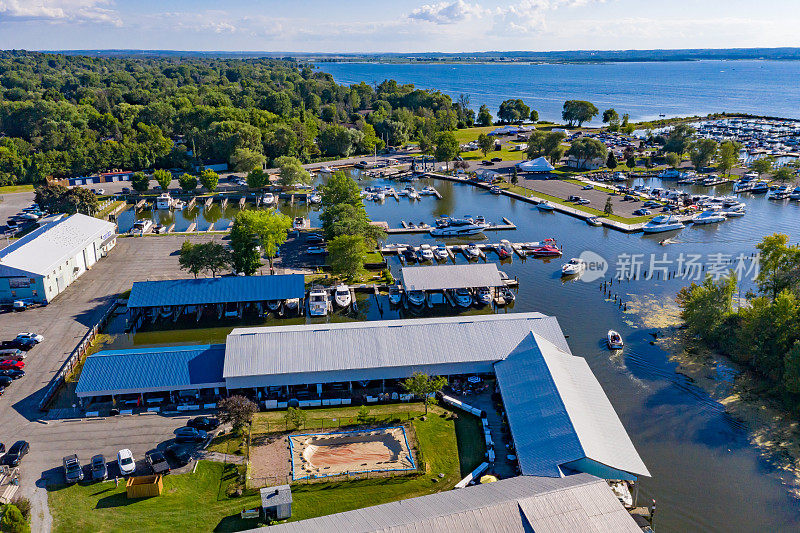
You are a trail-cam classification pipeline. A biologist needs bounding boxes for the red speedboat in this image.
[530,244,562,258]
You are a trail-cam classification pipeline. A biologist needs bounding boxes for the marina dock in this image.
[389,217,516,234]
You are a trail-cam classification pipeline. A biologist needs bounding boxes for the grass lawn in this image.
[0,184,34,194]
[48,461,260,533]
[452,126,496,144]
[498,183,652,224]
[207,430,249,456]
[460,146,526,162]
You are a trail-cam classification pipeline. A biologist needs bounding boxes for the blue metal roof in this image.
[76,344,226,397]
[127,275,306,308]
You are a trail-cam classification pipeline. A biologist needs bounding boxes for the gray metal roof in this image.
[253,473,639,533]
[495,333,651,479]
[75,344,226,397]
[261,485,292,508]
[223,313,570,383]
[400,263,504,291]
[127,274,305,308]
[0,214,115,277]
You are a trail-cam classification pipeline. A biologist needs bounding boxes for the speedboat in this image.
[153,224,166,234]
[293,216,306,230]
[388,286,403,305]
[433,244,449,261]
[418,244,435,262]
[692,210,726,224]
[537,202,555,211]
[421,186,437,195]
[309,193,322,204]
[308,288,330,316]
[750,181,769,193]
[642,215,684,233]
[607,330,624,350]
[723,207,746,217]
[405,187,420,200]
[430,221,485,237]
[285,298,300,312]
[320,166,333,173]
[497,240,513,259]
[333,284,351,308]
[453,288,473,308]
[500,286,515,303]
[401,247,417,263]
[374,191,385,202]
[474,287,492,306]
[561,258,586,276]
[586,217,603,226]
[463,244,481,260]
[769,184,791,199]
[530,245,562,258]
[130,219,153,235]
[406,290,425,307]
[490,185,501,194]
[262,193,275,205]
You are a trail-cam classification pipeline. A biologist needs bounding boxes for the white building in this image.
[0,214,117,304]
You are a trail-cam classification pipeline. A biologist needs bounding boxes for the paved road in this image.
[0,234,223,531]
[0,191,36,234]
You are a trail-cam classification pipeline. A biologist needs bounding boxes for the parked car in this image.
[63,454,84,484]
[4,440,28,466]
[306,234,325,245]
[164,444,192,467]
[0,360,24,370]
[1,339,36,351]
[174,427,207,443]
[306,246,327,255]
[0,376,13,388]
[121,187,131,194]
[481,160,493,166]
[491,157,502,163]
[187,416,220,431]
[0,349,24,361]
[117,449,136,475]
[576,199,591,205]
[567,195,581,202]
[623,194,635,200]
[582,184,594,190]
[15,332,43,343]
[91,454,107,481]
[0,369,24,380]
[146,450,171,475]
[633,208,651,216]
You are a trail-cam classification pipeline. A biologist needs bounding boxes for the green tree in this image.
[626,156,636,170]
[566,137,607,169]
[783,341,800,394]
[525,130,566,164]
[689,139,718,170]
[401,372,447,414]
[665,152,681,169]
[178,240,203,278]
[602,108,620,126]
[0,504,28,533]
[773,166,794,183]
[153,169,172,190]
[477,133,493,157]
[284,407,307,430]
[717,140,742,176]
[675,273,737,342]
[755,233,800,301]
[434,131,459,170]
[62,187,99,215]
[198,168,219,191]
[217,395,258,433]
[511,166,518,185]
[561,100,599,127]
[178,173,198,192]
[476,105,492,127]
[328,234,367,280]
[498,99,530,124]
[230,209,292,274]
[604,197,614,215]
[246,168,269,189]
[230,147,265,173]
[196,241,230,277]
[529,109,539,123]
[606,152,618,170]
[664,124,695,154]
[275,156,311,187]
[751,156,775,177]
[131,171,150,192]
[321,170,361,207]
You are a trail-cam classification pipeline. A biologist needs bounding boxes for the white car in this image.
[16,332,43,344]
[117,449,136,476]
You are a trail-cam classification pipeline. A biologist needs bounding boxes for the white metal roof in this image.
[400,263,504,291]
[253,473,639,533]
[495,332,651,479]
[0,214,116,277]
[224,313,569,381]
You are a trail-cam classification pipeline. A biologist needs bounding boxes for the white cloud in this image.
[0,0,121,26]
[492,0,607,34]
[408,0,486,25]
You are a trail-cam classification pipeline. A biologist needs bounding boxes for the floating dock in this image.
[388,217,516,235]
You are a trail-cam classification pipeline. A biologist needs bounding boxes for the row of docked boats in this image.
[391,285,516,309]
[307,284,354,316]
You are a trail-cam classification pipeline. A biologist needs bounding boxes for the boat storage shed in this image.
[400,263,504,292]
[257,473,640,533]
[0,213,116,304]
[127,274,306,309]
[75,344,226,400]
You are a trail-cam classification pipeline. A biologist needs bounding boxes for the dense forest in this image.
[0,51,473,186]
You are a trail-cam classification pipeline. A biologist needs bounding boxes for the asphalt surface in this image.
[0,230,225,531]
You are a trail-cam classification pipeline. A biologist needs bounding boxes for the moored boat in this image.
[561,258,586,276]
[333,284,351,308]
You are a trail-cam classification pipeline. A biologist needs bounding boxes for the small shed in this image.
[261,484,292,520]
[126,475,163,499]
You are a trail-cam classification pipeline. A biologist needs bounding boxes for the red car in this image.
[0,360,24,370]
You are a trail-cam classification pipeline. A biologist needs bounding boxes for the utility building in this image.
[0,213,116,304]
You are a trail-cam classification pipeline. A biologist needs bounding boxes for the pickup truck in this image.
[146,450,171,475]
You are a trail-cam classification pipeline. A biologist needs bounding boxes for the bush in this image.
[0,505,29,533]
[9,498,30,521]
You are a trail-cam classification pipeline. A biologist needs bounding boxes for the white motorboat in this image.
[155,193,174,209]
[309,193,322,204]
[723,207,746,217]
[692,210,727,225]
[790,187,800,200]
[463,244,481,260]
[607,330,624,349]
[537,202,555,211]
[333,284,351,308]
[308,288,330,316]
[388,286,403,305]
[374,191,385,202]
[520,238,557,249]
[433,244,449,261]
[453,288,473,307]
[430,222,485,237]
[421,186,437,195]
[474,287,492,306]
[406,290,425,307]
[499,286,515,304]
[586,217,603,226]
[561,258,586,277]
[320,166,334,173]
[285,298,300,312]
[266,300,281,312]
[642,215,684,234]
[293,216,306,230]
[418,244,435,262]
[130,219,153,235]
[261,193,275,205]
[498,239,514,257]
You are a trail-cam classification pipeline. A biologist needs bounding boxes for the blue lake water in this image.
[318,60,800,123]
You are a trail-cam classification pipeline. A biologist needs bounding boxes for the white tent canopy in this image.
[517,157,555,173]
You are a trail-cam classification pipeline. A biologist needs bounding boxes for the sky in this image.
[0,0,799,53]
